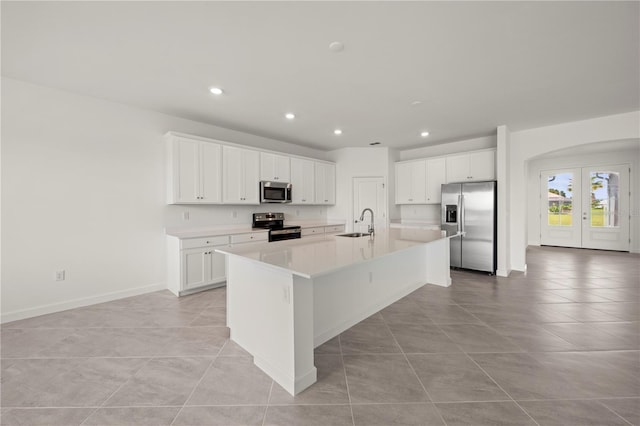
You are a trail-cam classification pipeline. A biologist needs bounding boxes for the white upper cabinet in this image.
[314,162,336,205]
[446,149,495,182]
[425,157,446,204]
[395,160,426,204]
[260,152,291,182]
[167,136,222,204]
[222,146,260,204]
[290,158,315,204]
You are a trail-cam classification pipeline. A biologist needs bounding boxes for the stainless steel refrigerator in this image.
[441,181,497,274]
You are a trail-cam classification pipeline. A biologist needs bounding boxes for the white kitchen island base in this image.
[219,229,453,395]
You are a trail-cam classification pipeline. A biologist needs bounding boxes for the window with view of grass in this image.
[547,172,573,226]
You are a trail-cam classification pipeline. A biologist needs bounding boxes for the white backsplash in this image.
[164,204,326,229]
[399,204,441,223]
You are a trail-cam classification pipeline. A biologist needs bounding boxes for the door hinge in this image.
[382,183,385,189]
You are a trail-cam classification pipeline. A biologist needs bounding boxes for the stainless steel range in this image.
[252,213,301,242]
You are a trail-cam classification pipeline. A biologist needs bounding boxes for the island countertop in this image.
[216,228,459,279]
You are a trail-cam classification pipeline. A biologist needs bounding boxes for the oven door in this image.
[260,181,292,203]
[269,228,301,242]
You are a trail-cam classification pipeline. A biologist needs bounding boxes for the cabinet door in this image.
[200,142,222,203]
[182,249,209,290]
[291,158,315,204]
[260,152,291,182]
[446,154,470,183]
[395,160,426,204]
[241,149,260,204]
[175,138,200,203]
[314,162,335,205]
[208,251,226,284]
[395,162,412,203]
[425,157,446,203]
[468,150,495,181]
[223,145,244,203]
[223,146,259,204]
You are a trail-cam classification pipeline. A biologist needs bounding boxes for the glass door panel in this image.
[540,169,581,248]
[582,166,629,251]
[546,172,574,227]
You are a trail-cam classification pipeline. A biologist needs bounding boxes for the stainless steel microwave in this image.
[260,181,292,203]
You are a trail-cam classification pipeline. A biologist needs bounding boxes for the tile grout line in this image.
[337,334,356,426]
[597,400,635,426]
[434,303,541,426]
[381,318,449,426]
[261,380,274,426]
[463,352,541,426]
[168,339,224,426]
[79,356,154,426]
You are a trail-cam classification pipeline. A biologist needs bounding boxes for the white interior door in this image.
[353,177,386,233]
[581,165,630,251]
[540,164,630,251]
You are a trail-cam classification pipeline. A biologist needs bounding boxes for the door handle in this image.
[457,195,462,233]
[460,194,465,233]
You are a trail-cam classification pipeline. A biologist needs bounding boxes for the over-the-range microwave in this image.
[260,181,292,203]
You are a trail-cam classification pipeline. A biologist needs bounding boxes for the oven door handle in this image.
[270,229,301,235]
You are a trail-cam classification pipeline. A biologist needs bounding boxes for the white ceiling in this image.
[2,1,638,151]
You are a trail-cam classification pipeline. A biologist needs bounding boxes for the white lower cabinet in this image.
[182,247,226,292]
[301,224,345,238]
[167,231,268,296]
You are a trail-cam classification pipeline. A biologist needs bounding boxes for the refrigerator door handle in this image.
[457,194,462,233]
[460,194,465,233]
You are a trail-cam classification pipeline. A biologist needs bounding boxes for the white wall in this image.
[326,147,392,232]
[1,78,329,322]
[526,143,640,250]
[400,135,496,161]
[508,111,640,271]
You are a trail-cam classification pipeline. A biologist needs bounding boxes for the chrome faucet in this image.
[358,208,375,236]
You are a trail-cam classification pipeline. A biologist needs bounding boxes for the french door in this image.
[540,164,630,251]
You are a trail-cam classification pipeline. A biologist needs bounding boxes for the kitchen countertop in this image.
[216,228,458,279]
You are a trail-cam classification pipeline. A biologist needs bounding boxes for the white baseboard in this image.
[1,282,167,324]
[510,264,527,273]
[496,269,511,277]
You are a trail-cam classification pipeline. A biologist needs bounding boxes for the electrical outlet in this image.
[55,270,66,281]
[295,210,300,216]
[232,211,237,218]
[182,211,190,221]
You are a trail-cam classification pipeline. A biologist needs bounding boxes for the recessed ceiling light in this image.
[329,41,345,52]
[411,101,423,106]
[334,129,343,135]
[285,113,295,120]
[209,87,223,95]
[420,131,430,137]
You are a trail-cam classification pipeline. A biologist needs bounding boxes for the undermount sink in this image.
[336,232,371,238]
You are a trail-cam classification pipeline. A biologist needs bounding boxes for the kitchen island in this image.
[216,228,457,395]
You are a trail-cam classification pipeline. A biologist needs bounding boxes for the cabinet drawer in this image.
[181,235,229,249]
[324,225,345,234]
[230,232,268,244]
[302,227,324,236]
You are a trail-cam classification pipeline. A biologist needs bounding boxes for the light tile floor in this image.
[1,246,639,425]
